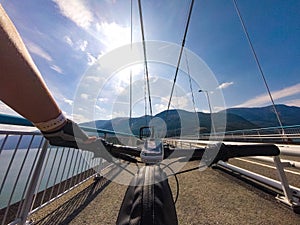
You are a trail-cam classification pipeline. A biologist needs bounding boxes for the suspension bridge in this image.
[0,113,300,225]
[1,0,300,224]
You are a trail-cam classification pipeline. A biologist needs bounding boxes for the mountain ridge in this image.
[224,104,300,127]
[1,104,299,149]
[82,104,300,136]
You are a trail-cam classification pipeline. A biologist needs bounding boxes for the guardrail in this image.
[167,138,300,213]
[199,125,300,144]
[0,114,133,225]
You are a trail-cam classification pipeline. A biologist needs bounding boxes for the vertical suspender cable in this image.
[167,0,194,112]
[144,71,148,124]
[233,0,284,133]
[138,0,153,117]
[185,49,197,114]
[129,0,133,125]
[130,69,132,121]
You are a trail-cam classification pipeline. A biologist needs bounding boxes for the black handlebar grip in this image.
[212,143,280,165]
[109,144,141,157]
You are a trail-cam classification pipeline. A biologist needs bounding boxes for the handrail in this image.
[200,124,300,136]
[0,114,129,225]
[0,114,34,127]
[198,124,300,144]
[0,113,135,137]
[0,129,108,225]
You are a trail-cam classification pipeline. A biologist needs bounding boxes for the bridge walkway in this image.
[29,161,300,225]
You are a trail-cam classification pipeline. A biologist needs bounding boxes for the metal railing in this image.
[0,114,133,225]
[167,138,300,212]
[199,125,300,144]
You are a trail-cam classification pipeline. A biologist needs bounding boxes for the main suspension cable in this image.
[233,0,284,132]
[138,0,153,117]
[167,0,195,112]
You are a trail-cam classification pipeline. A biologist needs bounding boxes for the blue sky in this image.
[1,0,299,123]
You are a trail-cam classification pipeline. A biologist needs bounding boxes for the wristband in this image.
[34,112,67,132]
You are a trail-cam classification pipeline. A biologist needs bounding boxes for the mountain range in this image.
[82,104,300,137]
[225,104,300,128]
[2,104,299,150]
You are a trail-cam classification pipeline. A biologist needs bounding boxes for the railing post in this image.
[273,156,294,205]
[257,130,262,142]
[18,140,49,225]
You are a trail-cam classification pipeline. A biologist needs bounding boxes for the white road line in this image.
[235,158,300,176]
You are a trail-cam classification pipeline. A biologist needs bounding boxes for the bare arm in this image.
[0,4,61,123]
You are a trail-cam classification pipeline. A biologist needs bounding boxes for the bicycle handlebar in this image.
[97,140,280,166]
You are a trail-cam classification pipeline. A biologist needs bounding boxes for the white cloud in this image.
[64,35,89,53]
[0,102,37,131]
[154,103,167,113]
[150,75,159,83]
[61,110,72,118]
[63,98,73,106]
[81,93,89,100]
[26,42,65,76]
[87,52,97,65]
[0,101,19,116]
[217,81,234,89]
[171,96,189,109]
[85,75,101,82]
[53,0,94,29]
[213,106,226,112]
[96,22,130,50]
[71,113,90,123]
[98,97,109,103]
[26,41,52,62]
[112,111,127,118]
[95,105,106,113]
[235,83,300,108]
[64,35,73,46]
[106,65,144,97]
[78,40,88,51]
[283,99,300,107]
[113,82,126,95]
[271,83,300,99]
[153,96,190,113]
[50,65,63,74]
[105,0,117,3]
[64,35,94,66]
[117,64,144,81]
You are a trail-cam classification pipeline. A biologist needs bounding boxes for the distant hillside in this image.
[82,109,258,137]
[225,104,300,127]
[2,105,298,148]
[82,104,300,137]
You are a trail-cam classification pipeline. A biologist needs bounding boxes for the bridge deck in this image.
[29,161,300,225]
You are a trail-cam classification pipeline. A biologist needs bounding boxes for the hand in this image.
[42,119,96,148]
[42,119,113,161]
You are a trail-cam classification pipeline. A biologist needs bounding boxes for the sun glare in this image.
[96,21,131,51]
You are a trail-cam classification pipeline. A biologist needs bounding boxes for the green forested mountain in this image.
[1,105,299,149]
[83,105,300,137]
[225,104,300,127]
